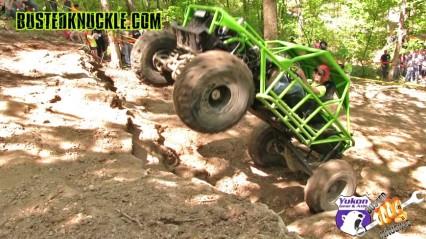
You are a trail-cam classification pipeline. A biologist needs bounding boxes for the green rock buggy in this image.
[131,5,357,213]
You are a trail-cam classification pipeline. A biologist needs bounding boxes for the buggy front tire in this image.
[173,50,254,133]
[131,30,176,85]
[304,160,357,213]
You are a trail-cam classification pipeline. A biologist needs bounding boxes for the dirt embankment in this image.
[0,30,305,239]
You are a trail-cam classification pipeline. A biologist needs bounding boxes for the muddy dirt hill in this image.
[0,29,425,239]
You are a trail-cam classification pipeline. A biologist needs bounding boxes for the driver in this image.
[273,64,332,100]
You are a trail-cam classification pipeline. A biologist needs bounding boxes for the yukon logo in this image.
[335,195,371,236]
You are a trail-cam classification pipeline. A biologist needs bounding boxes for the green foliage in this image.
[28,0,424,78]
[404,37,426,51]
[162,6,184,23]
[407,0,426,35]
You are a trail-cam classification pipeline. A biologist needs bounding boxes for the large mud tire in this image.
[304,160,357,213]
[131,30,176,85]
[173,50,254,133]
[248,122,285,167]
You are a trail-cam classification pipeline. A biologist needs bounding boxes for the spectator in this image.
[70,31,83,43]
[71,3,79,12]
[421,50,426,81]
[399,52,408,77]
[319,40,327,50]
[380,50,391,79]
[422,58,426,81]
[93,30,107,62]
[417,49,424,81]
[337,59,345,69]
[121,33,133,67]
[0,0,5,14]
[404,58,415,83]
[22,0,39,11]
[2,0,12,19]
[412,51,420,82]
[47,0,57,12]
[85,30,98,59]
[9,0,25,19]
[63,30,71,41]
[313,40,320,49]
[119,21,139,67]
[63,0,71,12]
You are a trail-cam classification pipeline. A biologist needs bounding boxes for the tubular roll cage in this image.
[182,5,355,153]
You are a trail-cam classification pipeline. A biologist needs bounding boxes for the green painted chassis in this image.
[181,5,355,154]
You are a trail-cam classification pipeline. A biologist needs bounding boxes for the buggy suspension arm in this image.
[278,137,314,176]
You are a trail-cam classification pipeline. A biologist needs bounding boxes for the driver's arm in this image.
[296,69,322,95]
[305,82,323,96]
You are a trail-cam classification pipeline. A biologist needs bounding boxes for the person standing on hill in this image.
[47,0,57,11]
[71,3,79,12]
[380,50,391,80]
[93,30,107,62]
[63,0,71,11]
[22,0,39,11]
[404,58,415,83]
[319,40,327,50]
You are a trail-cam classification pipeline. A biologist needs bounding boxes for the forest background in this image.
[23,0,426,79]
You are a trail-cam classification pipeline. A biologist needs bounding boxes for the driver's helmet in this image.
[316,64,331,83]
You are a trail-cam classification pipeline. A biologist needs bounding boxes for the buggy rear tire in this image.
[248,122,285,167]
[173,50,254,133]
[131,30,176,85]
[304,160,357,213]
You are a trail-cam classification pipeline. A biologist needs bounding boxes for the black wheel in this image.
[131,30,176,85]
[248,122,285,167]
[173,50,255,133]
[304,160,357,213]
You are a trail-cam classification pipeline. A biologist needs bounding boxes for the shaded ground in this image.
[0,28,425,239]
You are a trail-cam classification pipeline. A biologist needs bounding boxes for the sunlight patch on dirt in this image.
[386,154,420,173]
[112,176,137,183]
[398,87,426,102]
[150,178,179,188]
[0,50,85,77]
[360,167,393,193]
[411,166,426,188]
[204,157,231,176]
[273,181,305,189]
[13,204,44,220]
[0,150,37,166]
[186,194,222,205]
[65,213,93,226]
[215,172,260,199]
[250,166,269,177]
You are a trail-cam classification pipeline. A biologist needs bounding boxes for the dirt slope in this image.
[0,29,425,239]
[0,30,303,239]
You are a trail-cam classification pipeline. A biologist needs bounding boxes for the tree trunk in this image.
[125,0,137,14]
[296,0,303,41]
[263,0,278,40]
[360,17,377,77]
[242,0,247,13]
[142,0,150,11]
[100,0,121,69]
[388,0,406,81]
